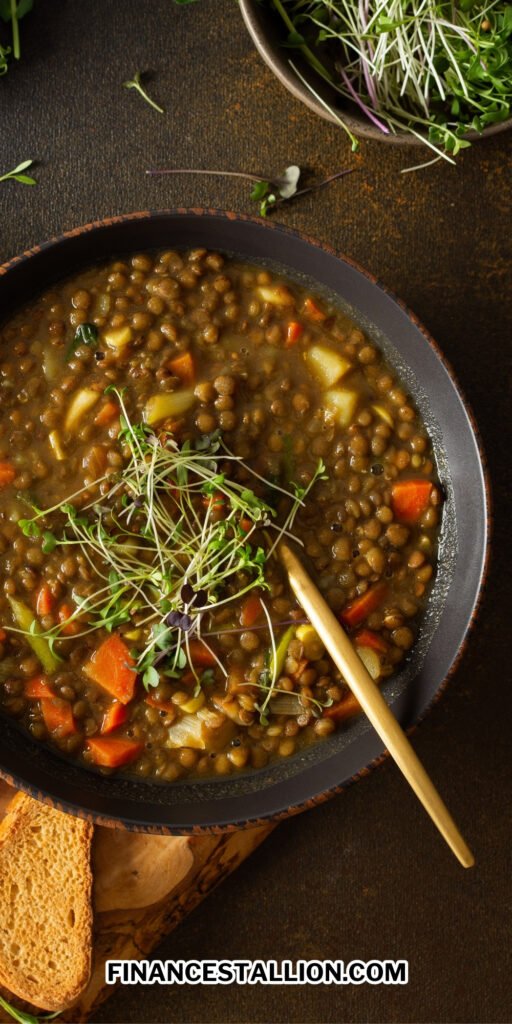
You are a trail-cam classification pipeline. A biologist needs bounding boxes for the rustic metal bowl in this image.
[0,210,489,832]
[240,0,512,146]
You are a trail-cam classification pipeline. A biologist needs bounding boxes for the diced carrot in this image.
[36,582,54,618]
[145,693,176,713]
[303,297,326,322]
[354,629,389,654]
[86,736,143,768]
[0,462,16,487]
[239,517,253,534]
[325,676,384,722]
[41,697,77,736]
[340,583,388,629]
[324,692,361,722]
[285,321,304,348]
[391,480,433,524]
[58,602,80,636]
[25,675,55,699]
[94,400,119,426]
[186,639,217,668]
[240,593,263,628]
[169,351,196,385]
[100,701,128,735]
[83,634,137,704]
[0,629,7,642]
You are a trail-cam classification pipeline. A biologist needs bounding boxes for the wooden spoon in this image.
[278,541,474,868]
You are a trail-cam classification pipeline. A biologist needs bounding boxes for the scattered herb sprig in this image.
[0,0,33,68]
[123,70,164,113]
[0,994,59,1024]
[0,159,36,185]
[145,163,356,215]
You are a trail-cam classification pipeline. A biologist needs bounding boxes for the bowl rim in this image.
[0,208,492,832]
[239,0,512,146]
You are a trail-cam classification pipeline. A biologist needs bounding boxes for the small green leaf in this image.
[42,531,57,553]
[143,665,160,690]
[66,322,98,360]
[249,179,271,202]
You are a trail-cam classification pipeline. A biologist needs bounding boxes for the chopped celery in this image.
[270,624,296,680]
[7,596,59,674]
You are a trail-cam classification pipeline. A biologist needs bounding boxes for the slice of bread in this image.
[0,792,93,1011]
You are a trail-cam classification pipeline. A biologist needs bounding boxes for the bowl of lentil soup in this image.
[0,211,488,832]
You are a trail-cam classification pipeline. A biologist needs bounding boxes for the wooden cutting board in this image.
[0,779,274,1023]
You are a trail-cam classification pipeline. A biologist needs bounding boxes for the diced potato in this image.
[144,390,195,426]
[43,346,61,382]
[166,713,206,750]
[257,285,294,306]
[48,429,66,461]
[295,624,317,644]
[372,403,394,428]
[305,345,352,388]
[64,388,100,433]
[180,691,205,714]
[295,623,325,661]
[324,388,359,427]
[356,645,381,681]
[102,325,133,350]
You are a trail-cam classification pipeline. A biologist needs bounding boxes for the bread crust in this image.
[0,792,93,1011]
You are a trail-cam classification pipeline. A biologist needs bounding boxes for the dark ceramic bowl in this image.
[0,210,489,832]
[240,0,512,146]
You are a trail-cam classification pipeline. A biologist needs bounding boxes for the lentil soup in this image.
[0,248,442,782]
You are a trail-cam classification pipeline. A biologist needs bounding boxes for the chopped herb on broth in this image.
[0,249,442,780]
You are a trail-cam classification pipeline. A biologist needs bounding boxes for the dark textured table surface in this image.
[1,3,511,1022]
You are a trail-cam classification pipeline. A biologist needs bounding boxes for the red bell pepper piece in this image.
[36,582,54,618]
[303,297,326,322]
[285,321,304,348]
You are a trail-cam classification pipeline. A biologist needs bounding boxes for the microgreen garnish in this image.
[123,70,164,114]
[15,391,325,694]
[0,0,33,64]
[0,993,59,1024]
[0,159,36,185]
[65,322,98,360]
[269,0,512,166]
[145,164,357,216]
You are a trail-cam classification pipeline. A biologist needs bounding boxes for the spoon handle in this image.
[278,541,474,869]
